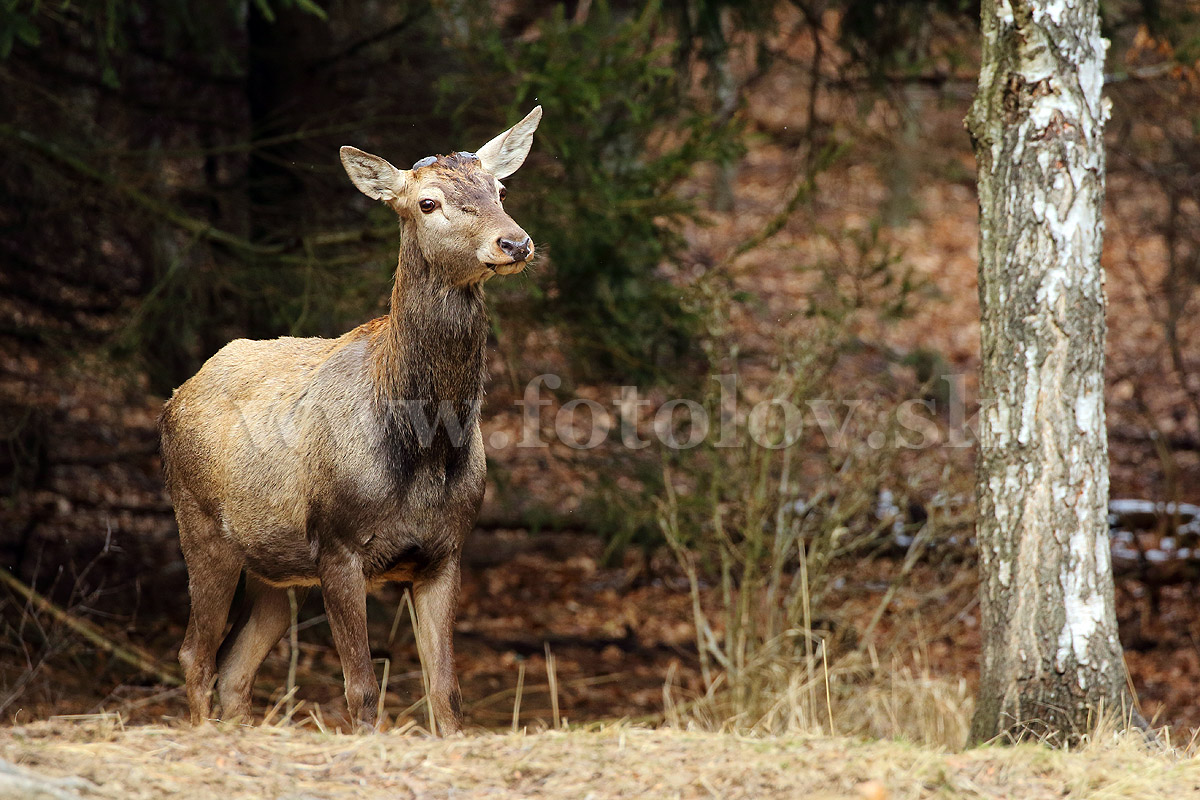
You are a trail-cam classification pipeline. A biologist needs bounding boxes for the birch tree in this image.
[965,0,1139,743]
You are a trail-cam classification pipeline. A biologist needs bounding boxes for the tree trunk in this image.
[966,0,1138,744]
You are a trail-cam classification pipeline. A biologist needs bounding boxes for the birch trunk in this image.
[966,0,1137,744]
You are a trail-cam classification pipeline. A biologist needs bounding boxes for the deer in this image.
[158,106,543,733]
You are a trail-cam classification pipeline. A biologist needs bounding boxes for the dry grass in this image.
[2,717,1198,800]
[663,648,975,751]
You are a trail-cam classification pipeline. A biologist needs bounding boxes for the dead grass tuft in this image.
[663,646,973,750]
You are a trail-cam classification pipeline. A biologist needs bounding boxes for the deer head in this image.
[340,106,542,285]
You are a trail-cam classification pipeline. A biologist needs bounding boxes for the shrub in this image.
[438,0,744,381]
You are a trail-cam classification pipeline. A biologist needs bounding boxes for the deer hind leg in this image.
[317,548,377,731]
[176,497,242,725]
[216,576,306,723]
[414,558,463,735]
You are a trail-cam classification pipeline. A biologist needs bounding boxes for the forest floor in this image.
[3,718,1199,800]
[6,528,1199,741]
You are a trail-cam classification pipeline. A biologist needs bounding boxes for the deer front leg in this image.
[318,550,378,730]
[414,557,463,735]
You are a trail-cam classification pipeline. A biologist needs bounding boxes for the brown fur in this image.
[160,122,538,732]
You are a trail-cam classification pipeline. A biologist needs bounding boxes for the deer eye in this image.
[498,187,507,201]
[419,198,438,214]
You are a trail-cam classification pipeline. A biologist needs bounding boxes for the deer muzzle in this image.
[482,233,534,275]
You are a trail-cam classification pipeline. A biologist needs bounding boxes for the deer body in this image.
[160,108,542,732]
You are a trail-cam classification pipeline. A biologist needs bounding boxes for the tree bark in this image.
[966,0,1138,744]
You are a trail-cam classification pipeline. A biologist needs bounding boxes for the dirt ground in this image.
[3,719,1199,800]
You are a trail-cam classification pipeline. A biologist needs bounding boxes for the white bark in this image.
[967,0,1138,743]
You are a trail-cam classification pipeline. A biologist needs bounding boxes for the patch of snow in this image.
[876,488,908,540]
[1109,498,1200,520]
[1109,499,1158,515]
[1111,545,1139,561]
[876,488,899,520]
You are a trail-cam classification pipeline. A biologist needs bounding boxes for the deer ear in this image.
[340,146,407,202]
[476,106,542,179]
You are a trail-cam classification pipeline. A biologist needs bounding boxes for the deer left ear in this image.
[476,106,542,179]
[340,146,408,202]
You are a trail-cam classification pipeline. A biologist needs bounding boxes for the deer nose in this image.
[497,236,532,262]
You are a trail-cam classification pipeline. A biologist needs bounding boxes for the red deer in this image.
[159,107,542,732]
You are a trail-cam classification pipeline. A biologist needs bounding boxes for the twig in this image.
[1104,62,1175,84]
[314,4,430,67]
[545,643,561,730]
[261,687,298,727]
[465,672,629,713]
[376,657,390,726]
[822,644,835,737]
[715,142,845,271]
[0,124,282,257]
[287,588,299,719]
[404,589,435,735]
[0,568,181,687]
[511,662,525,734]
[856,523,932,652]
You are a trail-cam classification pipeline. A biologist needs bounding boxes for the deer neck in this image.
[374,227,488,412]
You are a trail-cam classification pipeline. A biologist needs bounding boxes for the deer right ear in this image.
[476,106,542,179]
[340,146,407,202]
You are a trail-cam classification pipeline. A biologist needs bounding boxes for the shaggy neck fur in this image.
[372,222,488,484]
